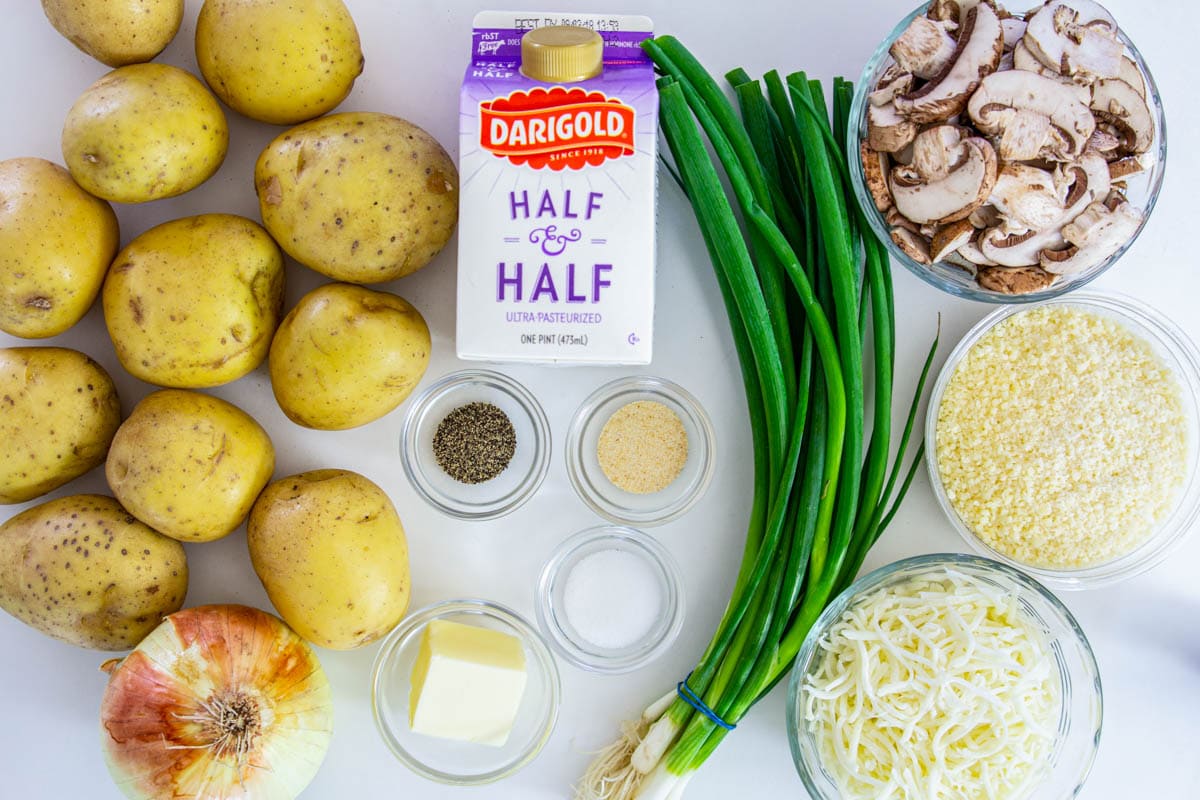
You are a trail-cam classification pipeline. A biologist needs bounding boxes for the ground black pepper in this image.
[432,402,517,484]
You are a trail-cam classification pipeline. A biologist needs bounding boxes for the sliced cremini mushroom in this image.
[968,204,1002,228]
[1022,0,1123,82]
[1090,78,1153,154]
[928,0,993,25]
[943,250,979,275]
[931,219,976,261]
[890,227,932,264]
[1039,198,1141,274]
[1108,153,1150,180]
[1012,39,1059,77]
[1116,55,1146,99]
[886,206,923,234]
[911,125,968,180]
[868,102,918,153]
[958,230,999,265]
[976,265,1056,293]
[891,16,959,80]
[861,142,892,213]
[895,3,1005,124]
[1085,127,1122,157]
[869,70,915,107]
[967,69,1094,160]
[889,135,998,224]
[1001,17,1026,51]
[988,163,1064,232]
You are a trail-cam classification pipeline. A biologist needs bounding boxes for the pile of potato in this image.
[0,0,457,658]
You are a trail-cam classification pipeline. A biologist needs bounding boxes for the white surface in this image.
[1,1,1196,798]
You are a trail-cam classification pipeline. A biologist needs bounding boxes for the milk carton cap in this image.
[520,25,603,82]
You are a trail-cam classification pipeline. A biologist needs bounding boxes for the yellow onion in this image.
[100,604,333,800]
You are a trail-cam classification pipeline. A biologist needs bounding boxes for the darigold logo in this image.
[479,86,636,171]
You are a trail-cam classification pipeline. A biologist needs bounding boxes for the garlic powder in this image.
[936,306,1187,568]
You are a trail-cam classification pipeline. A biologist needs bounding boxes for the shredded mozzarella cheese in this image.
[803,570,1060,800]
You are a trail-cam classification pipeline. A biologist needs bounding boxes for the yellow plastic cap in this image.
[520,25,603,83]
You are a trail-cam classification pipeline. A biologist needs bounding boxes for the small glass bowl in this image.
[788,554,1102,800]
[370,599,561,785]
[565,376,715,526]
[536,525,685,674]
[401,369,551,520]
[926,293,1200,590]
[849,3,1167,303]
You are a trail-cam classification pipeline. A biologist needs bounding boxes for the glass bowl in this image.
[848,2,1167,303]
[535,525,685,674]
[788,553,1102,800]
[565,376,715,526]
[926,293,1200,590]
[401,369,551,520]
[370,599,561,785]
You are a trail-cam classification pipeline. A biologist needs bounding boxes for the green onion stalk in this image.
[575,36,938,800]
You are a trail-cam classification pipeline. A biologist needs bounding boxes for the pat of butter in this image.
[408,619,528,747]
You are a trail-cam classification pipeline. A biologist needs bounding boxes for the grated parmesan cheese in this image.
[936,306,1188,568]
[803,571,1060,800]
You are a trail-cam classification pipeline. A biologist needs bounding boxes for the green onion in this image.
[576,37,938,800]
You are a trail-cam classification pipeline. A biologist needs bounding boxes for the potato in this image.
[0,495,188,650]
[269,284,430,430]
[196,0,363,125]
[255,112,458,283]
[62,63,228,204]
[1,348,121,505]
[0,158,119,338]
[103,214,285,388]
[42,0,183,67]
[106,390,275,543]
[248,470,410,650]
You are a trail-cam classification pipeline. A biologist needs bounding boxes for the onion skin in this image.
[100,604,333,800]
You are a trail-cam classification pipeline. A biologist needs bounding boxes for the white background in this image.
[1,1,1197,798]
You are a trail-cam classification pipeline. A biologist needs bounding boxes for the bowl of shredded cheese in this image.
[788,554,1102,800]
[927,293,1200,589]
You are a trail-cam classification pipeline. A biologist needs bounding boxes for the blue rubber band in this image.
[676,672,736,731]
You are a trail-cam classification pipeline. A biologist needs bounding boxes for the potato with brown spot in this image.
[102,214,285,388]
[248,470,410,650]
[41,0,183,67]
[106,390,275,542]
[62,63,228,204]
[255,112,458,283]
[0,347,121,504]
[0,495,188,650]
[0,158,119,338]
[196,0,363,125]
[268,283,430,430]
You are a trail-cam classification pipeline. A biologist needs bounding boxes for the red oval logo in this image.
[479,87,636,171]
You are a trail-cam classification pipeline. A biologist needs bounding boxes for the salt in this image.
[562,549,662,650]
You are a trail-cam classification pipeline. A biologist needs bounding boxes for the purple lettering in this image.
[586,192,603,219]
[509,191,529,220]
[563,190,577,219]
[567,263,587,303]
[497,262,522,301]
[537,190,556,218]
[593,264,612,301]
[531,263,559,302]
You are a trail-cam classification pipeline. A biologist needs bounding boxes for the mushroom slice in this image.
[968,204,1002,229]
[1085,127,1122,156]
[958,231,999,266]
[967,70,1094,160]
[1117,55,1146,99]
[977,265,1057,294]
[891,16,959,80]
[989,163,1064,232]
[890,136,998,224]
[1091,78,1154,154]
[890,227,932,264]
[861,143,893,213]
[931,219,976,261]
[1039,199,1141,274]
[911,125,967,181]
[887,206,923,234]
[928,0,993,25]
[869,71,915,107]
[1023,0,1123,82]
[1001,18,1027,51]
[943,250,979,275]
[895,3,1004,124]
[980,226,1064,267]
[1108,154,1149,180]
[1012,39,1060,78]
[868,102,919,153]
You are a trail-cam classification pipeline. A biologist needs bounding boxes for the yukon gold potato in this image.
[0,158,119,338]
[0,495,188,650]
[103,214,285,388]
[0,348,121,505]
[62,63,228,203]
[256,112,458,283]
[248,470,410,650]
[42,0,183,67]
[196,0,363,125]
[269,284,430,430]
[106,390,275,543]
